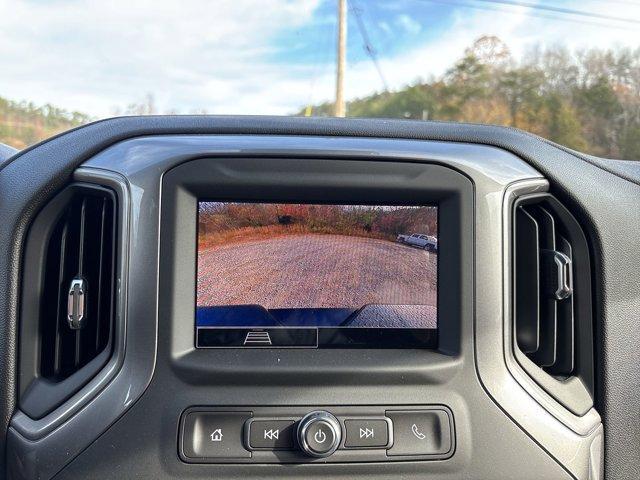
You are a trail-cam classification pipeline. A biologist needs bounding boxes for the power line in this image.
[415,0,640,31]
[348,0,389,91]
[589,0,640,5]
[541,0,640,6]
[473,0,640,25]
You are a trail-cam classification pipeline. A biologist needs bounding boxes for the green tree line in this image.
[3,36,639,160]
[0,97,91,150]
[200,203,437,243]
[305,36,640,160]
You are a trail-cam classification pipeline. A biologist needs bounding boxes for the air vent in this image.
[513,194,594,414]
[20,184,118,419]
[40,187,116,379]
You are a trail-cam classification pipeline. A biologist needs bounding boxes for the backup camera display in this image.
[196,202,438,348]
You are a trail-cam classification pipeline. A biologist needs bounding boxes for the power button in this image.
[297,411,342,457]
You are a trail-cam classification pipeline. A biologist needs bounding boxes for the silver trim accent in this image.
[83,135,542,187]
[552,251,573,300]
[67,278,87,329]
[297,411,342,458]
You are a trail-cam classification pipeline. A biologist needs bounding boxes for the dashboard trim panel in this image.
[6,134,601,480]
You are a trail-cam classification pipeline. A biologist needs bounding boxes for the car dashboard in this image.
[0,117,638,480]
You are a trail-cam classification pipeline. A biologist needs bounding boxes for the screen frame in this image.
[161,155,472,383]
[195,200,440,349]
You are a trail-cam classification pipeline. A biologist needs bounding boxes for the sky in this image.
[0,0,639,117]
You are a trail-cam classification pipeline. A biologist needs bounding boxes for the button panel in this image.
[179,406,454,463]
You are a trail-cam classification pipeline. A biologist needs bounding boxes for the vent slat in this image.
[535,206,556,249]
[515,207,540,353]
[96,198,106,351]
[534,292,558,367]
[78,197,86,274]
[530,206,558,366]
[54,220,69,377]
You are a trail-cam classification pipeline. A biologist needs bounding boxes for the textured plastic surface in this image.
[0,117,634,479]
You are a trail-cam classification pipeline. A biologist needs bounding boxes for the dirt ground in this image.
[197,234,437,314]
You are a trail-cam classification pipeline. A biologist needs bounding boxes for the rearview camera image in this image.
[196,202,438,348]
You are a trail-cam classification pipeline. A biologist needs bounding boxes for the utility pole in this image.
[334,0,347,117]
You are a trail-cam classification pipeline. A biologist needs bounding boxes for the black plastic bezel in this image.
[161,156,471,384]
[177,405,455,464]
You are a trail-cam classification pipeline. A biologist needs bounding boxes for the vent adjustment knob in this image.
[67,277,87,330]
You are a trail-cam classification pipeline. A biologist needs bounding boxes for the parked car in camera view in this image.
[396,233,438,252]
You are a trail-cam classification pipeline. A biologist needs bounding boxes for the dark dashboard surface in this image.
[0,117,638,480]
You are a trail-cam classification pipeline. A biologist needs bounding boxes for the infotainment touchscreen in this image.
[196,202,438,348]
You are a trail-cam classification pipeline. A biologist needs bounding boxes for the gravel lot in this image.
[197,234,437,326]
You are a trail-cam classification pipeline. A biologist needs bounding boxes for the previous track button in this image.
[247,419,295,450]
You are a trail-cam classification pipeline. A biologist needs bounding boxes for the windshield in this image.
[1,0,639,160]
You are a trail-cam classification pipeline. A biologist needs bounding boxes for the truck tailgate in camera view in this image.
[196,202,438,348]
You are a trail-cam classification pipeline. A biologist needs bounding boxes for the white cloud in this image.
[0,0,320,115]
[378,20,392,36]
[0,0,638,117]
[395,14,422,35]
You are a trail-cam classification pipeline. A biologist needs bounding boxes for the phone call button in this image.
[386,410,452,456]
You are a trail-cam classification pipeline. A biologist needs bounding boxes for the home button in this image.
[182,411,252,459]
